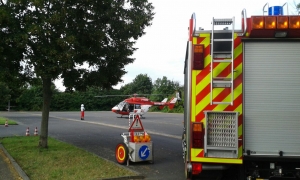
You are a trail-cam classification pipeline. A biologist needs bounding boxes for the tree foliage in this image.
[150,76,182,111]
[292,1,300,14]
[9,0,154,91]
[2,0,154,148]
[17,85,43,111]
[0,82,11,109]
[0,1,31,109]
[120,74,152,95]
[152,76,180,100]
[14,75,184,113]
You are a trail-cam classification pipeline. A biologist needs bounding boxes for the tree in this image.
[120,74,153,95]
[150,76,181,111]
[152,76,180,99]
[6,0,154,148]
[0,82,11,109]
[0,0,31,110]
[16,85,43,111]
[292,1,300,14]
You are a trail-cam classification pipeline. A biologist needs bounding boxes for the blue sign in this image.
[139,145,150,160]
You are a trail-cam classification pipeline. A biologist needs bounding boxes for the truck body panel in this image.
[243,40,300,155]
[189,33,243,164]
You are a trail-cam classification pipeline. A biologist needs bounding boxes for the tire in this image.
[115,142,129,165]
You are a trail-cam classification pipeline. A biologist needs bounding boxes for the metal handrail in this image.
[241,8,247,36]
[282,2,289,15]
[263,3,269,15]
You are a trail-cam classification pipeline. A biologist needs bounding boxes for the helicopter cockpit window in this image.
[118,101,126,110]
[135,104,141,109]
[122,103,129,112]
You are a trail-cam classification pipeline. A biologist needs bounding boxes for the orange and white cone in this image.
[4,120,8,127]
[34,127,38,136]
[26,127,30,136]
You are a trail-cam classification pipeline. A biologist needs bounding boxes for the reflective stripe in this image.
[190,33,244,161]
[191,147,243,164]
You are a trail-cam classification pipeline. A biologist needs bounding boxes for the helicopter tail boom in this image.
[158,97,177,110]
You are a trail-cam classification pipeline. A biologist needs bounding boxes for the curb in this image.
[0,143,30,180]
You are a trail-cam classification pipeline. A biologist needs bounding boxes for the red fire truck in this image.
[182,3,300,180]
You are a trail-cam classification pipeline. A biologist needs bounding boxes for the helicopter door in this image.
[134,104,142,114]
[128,104,134,112]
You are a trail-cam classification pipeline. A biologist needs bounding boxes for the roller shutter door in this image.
[244,41,300,155]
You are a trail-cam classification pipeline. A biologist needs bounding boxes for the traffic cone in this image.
[26,127,30,136]
[4,120,8,127]
[34,127,38,136]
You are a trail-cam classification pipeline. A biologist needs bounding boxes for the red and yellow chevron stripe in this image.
[190,33,243,164]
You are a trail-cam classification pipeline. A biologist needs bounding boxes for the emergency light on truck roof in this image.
[248,15,300,38]
[251,16,300,30]
[289,16,300,29]
[277,16,288,29]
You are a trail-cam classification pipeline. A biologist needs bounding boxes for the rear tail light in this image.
[192,163,202,174]
[193,44,204,70]
[192,122,204,148]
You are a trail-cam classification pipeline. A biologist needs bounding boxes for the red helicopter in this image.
[96,94,178,117]
[111,96,178,118]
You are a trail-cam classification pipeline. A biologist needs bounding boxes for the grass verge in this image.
[0,136,138,180]
[0,117,18,125]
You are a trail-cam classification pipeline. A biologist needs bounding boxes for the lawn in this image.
[0,117,18,125]
[0,136,139,180]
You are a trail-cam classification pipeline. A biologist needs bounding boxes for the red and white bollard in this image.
[80,104,85,120]
[26,127,30,136]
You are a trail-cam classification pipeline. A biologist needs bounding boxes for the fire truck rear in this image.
[182,3,300,180]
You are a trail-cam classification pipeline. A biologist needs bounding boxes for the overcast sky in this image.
[56,0,298,91]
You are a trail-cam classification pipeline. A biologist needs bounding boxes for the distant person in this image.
[81,104,85,120]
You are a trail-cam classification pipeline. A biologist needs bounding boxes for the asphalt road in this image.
[0,111,222,180]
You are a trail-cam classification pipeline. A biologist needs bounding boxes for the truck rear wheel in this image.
[115,142,129,165]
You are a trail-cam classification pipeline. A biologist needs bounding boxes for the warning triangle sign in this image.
[129,115,144,132]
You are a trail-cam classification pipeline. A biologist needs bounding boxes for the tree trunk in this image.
[39,77,52,148]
